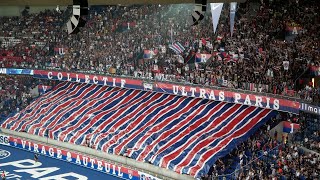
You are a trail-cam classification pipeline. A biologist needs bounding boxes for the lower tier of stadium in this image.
[1,82,277,177]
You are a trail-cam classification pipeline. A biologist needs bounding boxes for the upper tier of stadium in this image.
[0,0,319,103]
[2,81,277,177]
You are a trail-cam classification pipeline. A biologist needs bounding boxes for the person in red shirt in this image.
[1,170,5,180]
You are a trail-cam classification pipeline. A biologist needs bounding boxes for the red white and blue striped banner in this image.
[1,82,278,178]
[33,70,300,114]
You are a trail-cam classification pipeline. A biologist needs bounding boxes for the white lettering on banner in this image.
[121,79,126,88]
[57,73,63,80]
[199,89,205,98]
[219,91,225,101]
[42,86,48,93]
[39,71,287,111]
[181,86,188,96]
[93,76,98,84]
[0,68,7,74]
[4,136,162,180]
[34,144,39,153]
[113,78,116,87]
[67,73,72,81]
[300,103,320,115]
[308,106,316,112]
[209,90,215,100]
[41,146,46,155]
[21,140,26,148]
[274,99,279,110]
[168,85,280,110]
[255,96,263,107]
[290,123,294,133]
[27,141,32,151]
[0,134,9,145]
[102,77,108,86]
[47,71,132,89]
[97,161,103,171]
[234,93,241,103]
[112,165,116,175]
[105,163,110,173]
[190,87,196,97]
[67,152,72,162]
[49,148,54,157]
[173,85,179,94]
[265,97,271,108]
[85,75,90,83]
[90,159,95,168]
[118,167,123,177]
[47,72,53,79]
[57,149,62,159]
[76,74,81,82]
[76,155,81,165]
[244,95,251,105]
[82,157,88,166]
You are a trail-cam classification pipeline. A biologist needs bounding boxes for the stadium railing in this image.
[211,144,282,180]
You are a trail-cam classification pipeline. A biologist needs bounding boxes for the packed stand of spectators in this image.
[0,75,56,122]
[201,111,320,180]
[0,75,35,121]
[294,112,320,153]
[0,0,319,101]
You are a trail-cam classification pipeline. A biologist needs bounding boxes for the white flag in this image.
[210,3,224,34]
[230,2,237,36]
[283,61,289,71]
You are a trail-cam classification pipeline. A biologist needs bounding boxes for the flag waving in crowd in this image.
[38,85,52,95]
[169,42,185,55]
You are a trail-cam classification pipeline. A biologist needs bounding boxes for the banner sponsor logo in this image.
[300,103,320,115]
[2,135,160,180]
[210,3,224,34]
[0,149,10,160]
[0,68,6,74]
[143,82,153,91]
[0,68,33,75]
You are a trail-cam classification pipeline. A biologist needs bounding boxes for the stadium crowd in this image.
[294,112,320,153]
[0,75,34,120]
[202,112,320,180]
[0,0,319,102]
[0,75,55,122]
[0,0,319,179]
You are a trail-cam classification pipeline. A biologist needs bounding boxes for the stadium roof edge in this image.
[0,0,246,6]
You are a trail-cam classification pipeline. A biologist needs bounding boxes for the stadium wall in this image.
[0,128,194,180]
